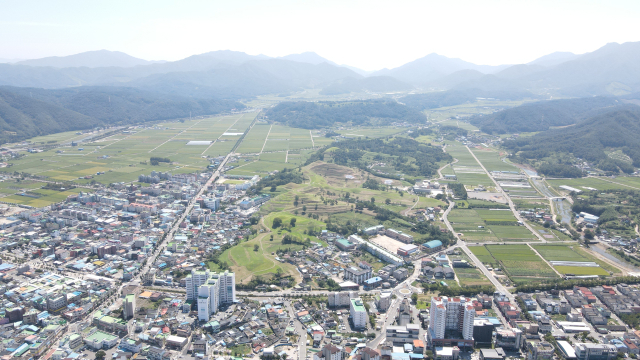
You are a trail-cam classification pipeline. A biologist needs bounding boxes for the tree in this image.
[96,351,106,360]
[290,218,297,227]
[411,293,418,304]
[273,217,282,228]
[270,234,274,241]
[371,197,375,204]
[253,244,259,252]
[385,198,391,205]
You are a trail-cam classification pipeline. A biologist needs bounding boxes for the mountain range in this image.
[3,41,640,100]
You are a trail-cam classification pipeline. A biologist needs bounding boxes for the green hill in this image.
[470,96,621,134]
[0,87,244,144]
[504,105,640,175]
[265,100,426,129]
[0,90,98,144]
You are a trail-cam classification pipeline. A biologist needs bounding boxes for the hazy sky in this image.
[1,0,639,71]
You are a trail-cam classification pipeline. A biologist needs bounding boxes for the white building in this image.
[350,298,368,330]
[197,280,219,321]
[186,269,235,322]
[377,292,392,312]
[574,343,617,360]
[123,294,136,320]
[428,296,475,343]
[328,292,357,307]
[203,198,220,211]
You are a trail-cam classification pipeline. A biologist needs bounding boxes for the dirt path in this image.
[437,158,458,180]
[260,125,273,154]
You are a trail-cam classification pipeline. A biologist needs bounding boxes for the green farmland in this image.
[472,245,559,283]
[2,113,258,186]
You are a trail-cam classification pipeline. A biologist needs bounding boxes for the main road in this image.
[128,152,235,291]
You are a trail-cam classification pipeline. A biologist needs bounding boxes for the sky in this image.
[1,0,639,71]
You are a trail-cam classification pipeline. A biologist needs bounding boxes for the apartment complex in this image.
[428,296,475,347]
[185,269,236,321]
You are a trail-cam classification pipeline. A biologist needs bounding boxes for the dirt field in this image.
[370,234,407,254]
[467,191,507,203]
[309,162,402,188]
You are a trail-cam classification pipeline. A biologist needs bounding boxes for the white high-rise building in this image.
[197,279,220,321]
[350,298,368,329]
[217,271,236,304]
[428,296,475,343]
[186,269,235,322]
[186,269,212,300]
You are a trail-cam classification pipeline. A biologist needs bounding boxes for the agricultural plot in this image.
[448,209,500,242]
[0,112,258,186]
[236,124,271,154]
[475,209,518,223]
[456,172,495,188]
[468,246,494,264]
[335,127,404,138]
[485,245,559,282]
[488,225,536,240]
[470,147,519,172]
[601,177,640,190]
[547,178,627,192]
[533,244,619,275]
[0,180,84,207]
[450,254,492,286]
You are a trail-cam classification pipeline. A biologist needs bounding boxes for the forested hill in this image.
[0,87,243,144]
[504,105,640,174]
[0,90,98,144]
[3,86,244,124]
[264,100,426,129]
[469,96,621,134]
[319,76,413,95]
[399,88,536,111]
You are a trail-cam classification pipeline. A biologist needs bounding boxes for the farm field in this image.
[1,112,258,186]
[488,225,536,240]
[448,209,500,242]
[601,176,640,189]
[336,127,405,138]
[554,266,609,276]
[236,123,271,154]
[451,254,492,287]
[0,179,85,207]
[468,246,495,264]
[474,245,559,283]
[533,244,620,275]
[546,177,628,192]
[475,209,517,222]
[469,147,519,172]
[449,208,534,242]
